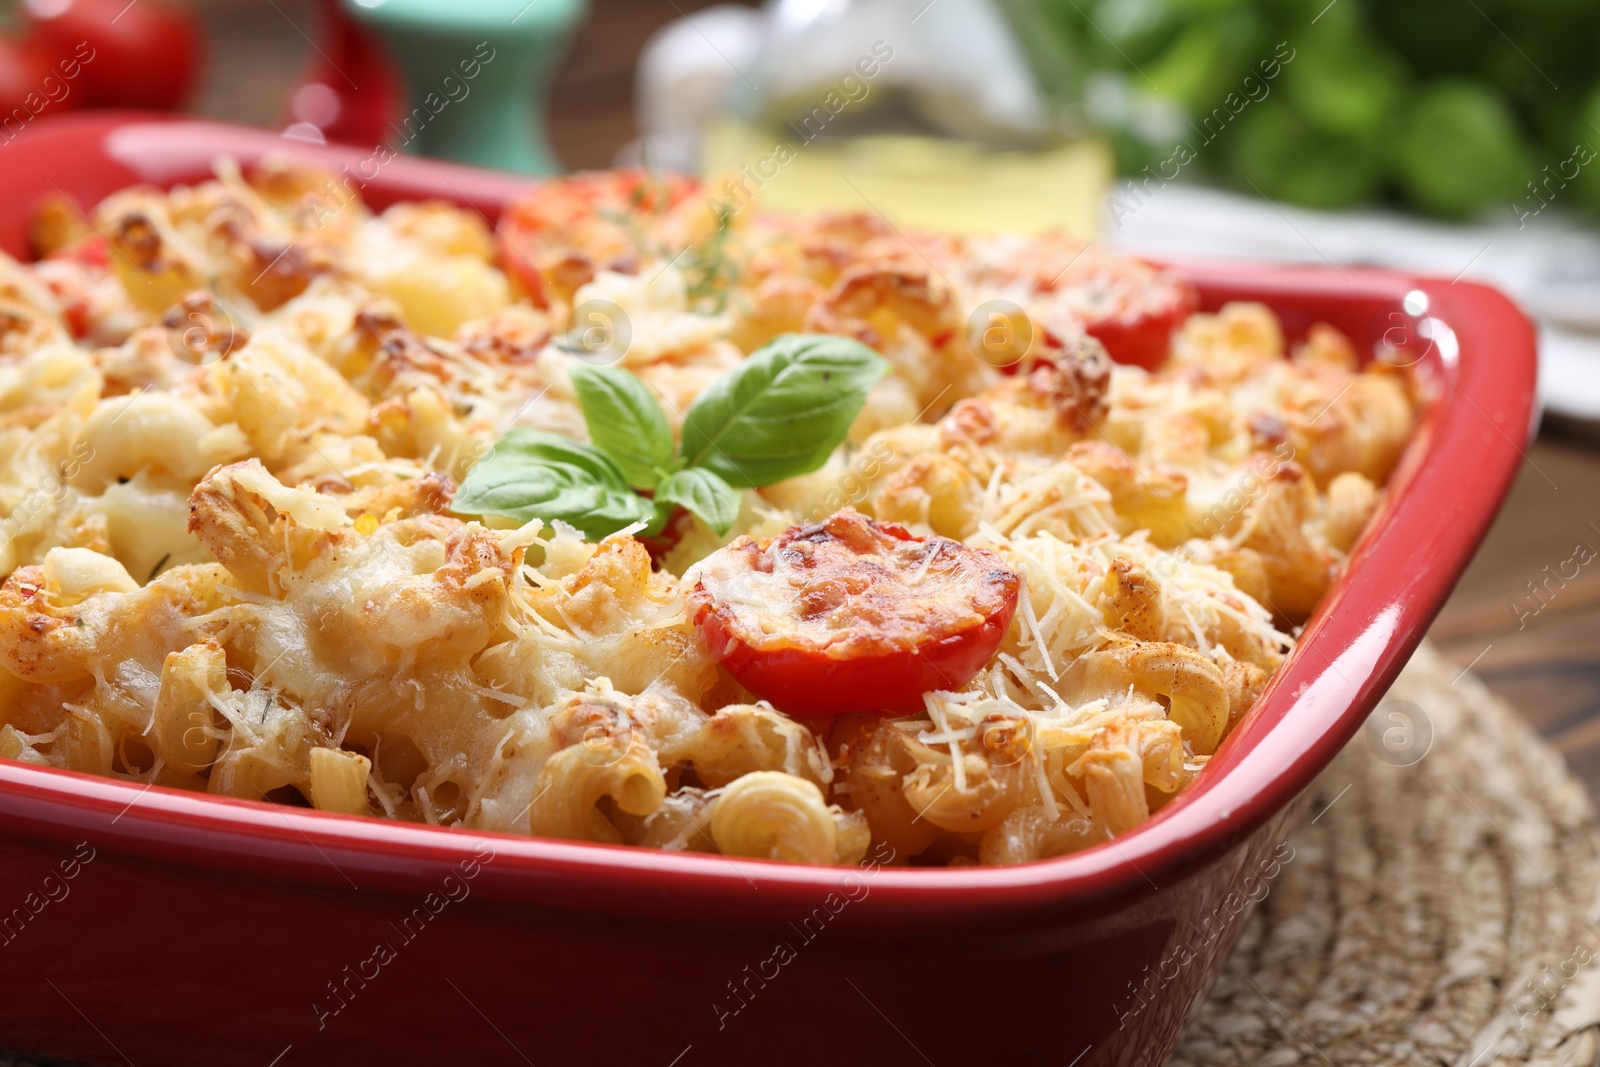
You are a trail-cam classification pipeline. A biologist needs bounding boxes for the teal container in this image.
[343,0,588,174]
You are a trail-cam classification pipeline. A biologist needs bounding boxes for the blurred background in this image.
[0,0,1596,789]
[4,0,1593,414]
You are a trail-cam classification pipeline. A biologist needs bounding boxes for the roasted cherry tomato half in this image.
[1005,253,1199,373]
[687,509,1020,717]
[23,0,202,110]
[1083,278,1199,372]
[498,169,700,307]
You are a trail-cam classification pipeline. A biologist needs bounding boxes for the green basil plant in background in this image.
[1007,0,1600,220]
[452,334,888,540]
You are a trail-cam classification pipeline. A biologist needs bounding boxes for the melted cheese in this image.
[688,510,1011,658]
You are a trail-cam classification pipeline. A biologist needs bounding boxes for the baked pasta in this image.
[0,161,1416,866]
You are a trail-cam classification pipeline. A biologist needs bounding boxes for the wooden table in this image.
[187,0,1600,798]
[1430,432,1600,794]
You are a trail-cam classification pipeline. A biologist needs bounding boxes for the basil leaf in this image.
[451,428,656,541]
[679,334,889,488]
[567,363,676,489]
[655,467,741,536]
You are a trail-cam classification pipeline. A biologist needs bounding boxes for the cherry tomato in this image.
[499,170,700,307]
[1004,248,1198,373]
[23,0,203,110]
[687,509,1020,717]
[1083,278,1199,371]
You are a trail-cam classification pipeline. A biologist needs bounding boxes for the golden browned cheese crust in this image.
[688,509,1015,659]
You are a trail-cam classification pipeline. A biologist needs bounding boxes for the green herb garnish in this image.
[654,467,741,537]
[450,429,658,541]
[147,552,172,583]
[679,334,890,489]
[567,362,674,490]
[680,210,740,312]
[452,334,888,540]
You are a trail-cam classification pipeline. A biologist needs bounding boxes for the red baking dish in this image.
[0,114,1538,1067]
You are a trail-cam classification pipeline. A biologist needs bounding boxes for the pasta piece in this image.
[899,716,1031,834]
[980,805,1104,865]
[1080,641,1230,756]
[710,771,837,865]
[526,738,667,844]
[1099,557,1164,642]
[40,547,138,597]
[309,748,373,815]
[1222,660,1270,731]
[68,391,251,494]
[1323,471,1380,553]
[622,787,718,852]
[1081,722,1152,836]
[802,262,987,412]
[151,641,226,775]
[839,719,939,858]
[96,192,208,313]
[868,452,984,540]
[691,703,832,789]
[832,808,872,866]
[0,565,101,684]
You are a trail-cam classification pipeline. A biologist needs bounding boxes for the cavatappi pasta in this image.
[0,160,1416,866]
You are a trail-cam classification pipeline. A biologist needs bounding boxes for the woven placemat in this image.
[1,644,1595,1067]
[1172,642,1600,1067]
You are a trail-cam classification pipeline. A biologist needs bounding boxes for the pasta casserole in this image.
[0,162,1416,866]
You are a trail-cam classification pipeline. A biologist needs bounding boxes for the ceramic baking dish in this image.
[0,114,1538,1067]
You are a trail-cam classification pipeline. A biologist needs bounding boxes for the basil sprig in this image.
[452,334,888,540]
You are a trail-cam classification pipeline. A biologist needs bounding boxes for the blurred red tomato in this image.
[1083,281,1200,371]
[22,0,203,110]
[284,0,404,146]
[0,37,43,116]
